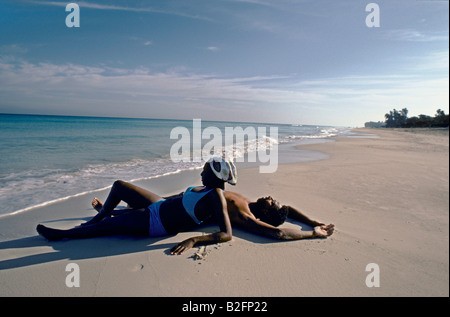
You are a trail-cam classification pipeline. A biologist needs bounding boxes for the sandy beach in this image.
[0,128,448,297]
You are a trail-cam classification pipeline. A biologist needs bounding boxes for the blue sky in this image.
[0,0,448,126]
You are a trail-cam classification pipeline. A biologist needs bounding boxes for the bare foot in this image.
[91,197,131,216]
[313,224,335,237]
[91,197,103,212]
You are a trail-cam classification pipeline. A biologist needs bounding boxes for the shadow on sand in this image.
[0,222,292,271]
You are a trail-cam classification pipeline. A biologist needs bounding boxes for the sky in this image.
[0,0,448,127]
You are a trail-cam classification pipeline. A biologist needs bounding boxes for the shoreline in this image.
[0,134,337,219]
[0,128,448,296]
[1,113,346,217]
[0,167,204,220]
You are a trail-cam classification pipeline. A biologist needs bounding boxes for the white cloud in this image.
[0,59,329,122]
[0,57,448,126]
[409,50,449,73]
[382,29,449,42]
[0,44,28,55]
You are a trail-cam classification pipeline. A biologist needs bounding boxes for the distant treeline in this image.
[365,108,449,128]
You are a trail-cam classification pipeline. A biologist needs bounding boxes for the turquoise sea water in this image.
[0,114,348,216]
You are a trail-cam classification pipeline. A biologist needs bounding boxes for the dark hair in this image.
[254,197,288,227]
[201,162,225,189]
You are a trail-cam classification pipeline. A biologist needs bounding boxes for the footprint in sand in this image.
[129,264,144,272]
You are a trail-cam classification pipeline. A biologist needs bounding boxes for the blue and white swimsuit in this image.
[147,186,215,237]
[182,186,215,224]
[147,199,168,237]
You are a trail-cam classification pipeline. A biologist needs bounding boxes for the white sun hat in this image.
[209,157,237,185]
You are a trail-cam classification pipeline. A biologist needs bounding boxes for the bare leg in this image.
[85,180,162,225]
[37,208,150,241]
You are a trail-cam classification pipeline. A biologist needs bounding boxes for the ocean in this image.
[0,113,350,217]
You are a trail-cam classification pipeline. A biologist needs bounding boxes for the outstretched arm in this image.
[279,224,335,240]
[240,217,334,240]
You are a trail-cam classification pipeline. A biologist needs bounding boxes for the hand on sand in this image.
[313,224,335,238]
[170,238,196,255]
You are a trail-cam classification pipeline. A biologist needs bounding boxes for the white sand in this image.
[0,128,448,297]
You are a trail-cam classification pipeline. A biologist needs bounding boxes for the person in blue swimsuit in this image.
[92,192,335,243]
[36,157,237,255]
